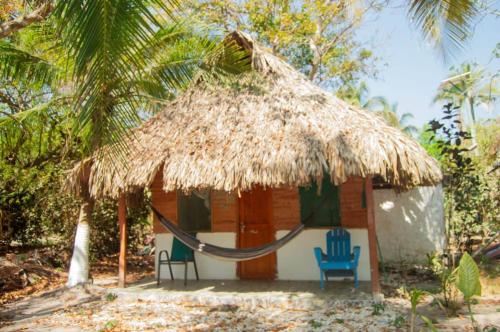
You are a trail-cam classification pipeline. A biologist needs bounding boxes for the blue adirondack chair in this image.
[314,228,361,289]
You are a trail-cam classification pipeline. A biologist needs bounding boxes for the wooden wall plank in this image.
[272,186,301,230]
[151,172,177,233]
[211,191,238,232]
[340,177,368,228]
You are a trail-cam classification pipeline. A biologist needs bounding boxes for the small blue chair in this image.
[314,228,361,289]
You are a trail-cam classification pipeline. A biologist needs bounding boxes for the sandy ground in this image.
[1,277,499,332]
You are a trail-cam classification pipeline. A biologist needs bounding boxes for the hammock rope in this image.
[151,192,330,262]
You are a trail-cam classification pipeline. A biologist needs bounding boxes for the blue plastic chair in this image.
[314,228,361,289]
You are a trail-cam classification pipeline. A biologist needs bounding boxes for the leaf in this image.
[456,252,481,300]
[420,315,438,332]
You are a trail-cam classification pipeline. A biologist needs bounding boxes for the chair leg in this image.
[157,257,161,287]
[184,260,188,286]
[193,257,199,281]
[354,269,359,288]
[320,269,324,290]
[165,252,174,281]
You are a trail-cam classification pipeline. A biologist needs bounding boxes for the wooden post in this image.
[365,177,381,294]
[118,194,127,288]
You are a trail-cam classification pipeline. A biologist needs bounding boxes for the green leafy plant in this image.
[420,315,438,332]
[104,292,118,302]
[427,252,460,313]
[371,302,386,316]
[391,315,406,328]
[406,288,439,332]
[308,319,323,328]
[456,253,482,331]
[408,288,426,332]
[98,320,118,332]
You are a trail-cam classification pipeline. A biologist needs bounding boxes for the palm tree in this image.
[368,96,419,136]
[406,0,480,59]
[0,1,248,286]
[435,62,499,149]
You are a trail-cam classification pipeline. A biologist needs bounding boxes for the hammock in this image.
[152,207,305,261]
[151,191,331,261]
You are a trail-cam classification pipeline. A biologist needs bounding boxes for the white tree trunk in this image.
[66,199,93,287]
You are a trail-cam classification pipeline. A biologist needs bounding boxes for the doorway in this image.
[237,186,276,279]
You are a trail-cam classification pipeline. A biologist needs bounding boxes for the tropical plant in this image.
[456,252,482,331]
[0,1,249,286]
[426,252,460,311]
[425,104,499,255]
[408,288,427,332]
[406,0,481,58]
[366,96,418,136]
[435,62,499,148]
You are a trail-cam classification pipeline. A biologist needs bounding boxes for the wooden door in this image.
[238,186,276,279]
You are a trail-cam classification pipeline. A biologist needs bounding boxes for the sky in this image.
[357,3,500,128]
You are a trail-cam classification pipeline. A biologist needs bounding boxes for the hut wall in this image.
[374,185,445,263]
[151,173,177,233]
[156,233,237,279]
[153,177,372,281]
[276,229,371,280]
[340,177,368,228]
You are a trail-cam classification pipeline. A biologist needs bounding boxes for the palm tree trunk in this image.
[468,97,479,156]
[66,196,94,287]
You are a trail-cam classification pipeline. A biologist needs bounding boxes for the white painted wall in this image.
[156,229,370,281]
[156,233,237,280]
[374,185,445,264]
[276,229,371,281]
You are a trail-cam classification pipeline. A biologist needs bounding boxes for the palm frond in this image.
[52,0,177,153]
[0,40,58,85]
[407,0,479,59]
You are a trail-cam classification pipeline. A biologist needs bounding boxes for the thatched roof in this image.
[68,31,442,198]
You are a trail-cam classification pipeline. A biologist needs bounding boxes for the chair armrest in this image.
[314,247,325,265]
[158,250,171,263]
[352,246,361,266]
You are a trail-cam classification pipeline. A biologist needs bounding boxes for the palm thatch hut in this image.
[68,31,442,292]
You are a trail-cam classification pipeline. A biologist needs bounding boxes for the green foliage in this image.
[0,4,248,262]
[420,315,438,332]
[104,292,118,302]
[391,315,406,328]
[189,0,380,95]
[89,195,151,260]
[457,253,482,300]
[424,104,499,254]
[371,302,385,315]
[98,320,118,332]
[426,251,460,311]
[407,0,479,58]
[308,319,322,328]
[456,252,482,331]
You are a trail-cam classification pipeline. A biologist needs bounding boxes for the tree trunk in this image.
[308,17,322,81]
[0,2,53,39]
[66,197,94,287]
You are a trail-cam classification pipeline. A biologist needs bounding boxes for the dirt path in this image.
[1,279,499,331]
[0,284,105,332]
